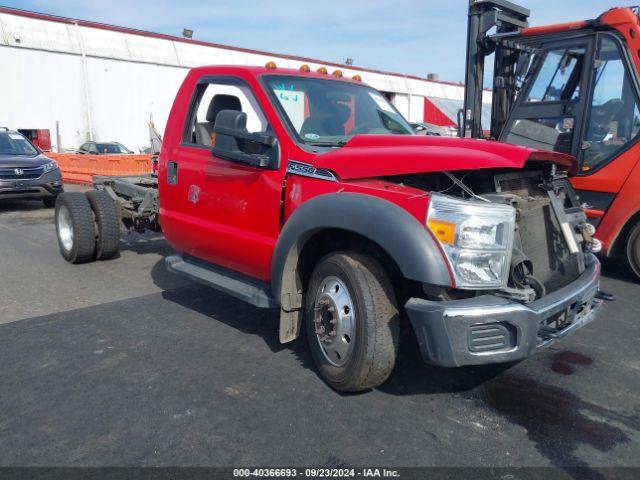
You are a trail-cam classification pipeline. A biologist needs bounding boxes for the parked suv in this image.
[0,128,63,207]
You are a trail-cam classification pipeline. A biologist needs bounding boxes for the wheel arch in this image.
[609,208,640,257]
[271,193,451,343]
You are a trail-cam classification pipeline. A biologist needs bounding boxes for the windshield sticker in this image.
[304,133,320,140]
[368,92,395,113]
[274,88,306,131]
[8,134,23,140]
[273,82,297,91]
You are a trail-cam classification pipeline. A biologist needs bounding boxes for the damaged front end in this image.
[480,164,600,303]
[395,160,604,366]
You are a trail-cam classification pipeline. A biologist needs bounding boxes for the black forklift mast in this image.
[462,0,530,139]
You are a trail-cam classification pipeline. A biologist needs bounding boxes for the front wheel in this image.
[626,221,640,281]
[305,252,399,392]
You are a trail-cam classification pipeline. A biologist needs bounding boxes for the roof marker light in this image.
[352,74,362,81]
[300,64,311,72]
[332,69,343,77]
[265,61,277,69]
[317,67,328,74]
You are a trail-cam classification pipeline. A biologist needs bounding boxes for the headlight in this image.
[43,161,58,173]
[427,193,516,289]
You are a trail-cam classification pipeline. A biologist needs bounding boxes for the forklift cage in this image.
[462,0,530,139]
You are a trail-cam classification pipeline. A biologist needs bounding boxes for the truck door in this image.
[163,76,284,280]
[500,37,594,158]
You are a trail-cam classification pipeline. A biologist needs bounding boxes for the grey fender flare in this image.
[271,193,451,343]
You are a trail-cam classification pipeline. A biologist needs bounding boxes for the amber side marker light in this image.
[317,67,328,74]
[265,61,277,69]
[300,64,311,72]
[332,69,343,77]
[428,219,456,244]
[352,74,362,81]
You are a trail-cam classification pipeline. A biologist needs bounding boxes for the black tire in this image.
[55,192,96,264]
[43,197,57,208]
[85,190,120,260]
[625,221,640,281]
[305,252,399,392]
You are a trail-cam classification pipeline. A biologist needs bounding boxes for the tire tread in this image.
[341,252,399,391]
[86,190,120,260]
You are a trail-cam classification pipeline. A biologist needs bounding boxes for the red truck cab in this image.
[55,64,603,392]
[153,65,602,391]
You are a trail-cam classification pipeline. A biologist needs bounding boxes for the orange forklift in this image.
[462,0,640,281]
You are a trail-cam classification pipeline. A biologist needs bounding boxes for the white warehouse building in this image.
[0,6,492,151]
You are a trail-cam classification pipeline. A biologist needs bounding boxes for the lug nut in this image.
[588,238,602,253]
[583,223,596,236]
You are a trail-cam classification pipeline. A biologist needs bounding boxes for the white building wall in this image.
[0,9,491,150]
[0,48,87,148]
[85,58,186,149]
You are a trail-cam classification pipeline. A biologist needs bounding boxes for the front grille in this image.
[517,197,580,292]
[0,166,44,180]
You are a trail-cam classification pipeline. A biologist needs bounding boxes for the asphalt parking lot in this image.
[0,187,639,475]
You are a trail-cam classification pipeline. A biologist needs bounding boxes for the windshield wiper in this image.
[307,140,347,148]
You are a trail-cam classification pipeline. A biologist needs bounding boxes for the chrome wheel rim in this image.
[57,205,73,252]
[313,276,356,367]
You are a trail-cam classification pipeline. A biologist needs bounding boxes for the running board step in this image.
[165,254,278,309]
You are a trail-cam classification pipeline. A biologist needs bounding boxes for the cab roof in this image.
[188,65,365,84]
[521,6,638,38]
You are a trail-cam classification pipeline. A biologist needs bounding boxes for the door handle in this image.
[167,161,178,185]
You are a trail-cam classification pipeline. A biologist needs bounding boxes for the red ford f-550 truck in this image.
[54,64,603,392]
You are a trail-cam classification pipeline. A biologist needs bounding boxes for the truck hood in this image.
[0,154,50,169]
[312,135,577,180]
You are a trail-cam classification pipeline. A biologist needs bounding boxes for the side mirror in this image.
[212,110,278,168]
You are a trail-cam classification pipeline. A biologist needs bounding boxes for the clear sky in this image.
[1,0,626,82]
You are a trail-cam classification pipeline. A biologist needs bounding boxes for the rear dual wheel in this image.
[86,190,120,260]
[55,190,120,264]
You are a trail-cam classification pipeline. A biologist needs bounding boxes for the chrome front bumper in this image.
[405,254,602,367]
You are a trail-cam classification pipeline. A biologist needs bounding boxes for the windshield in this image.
[96,143,130,154]
[264,75,413,146]
[0,132,38,156]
